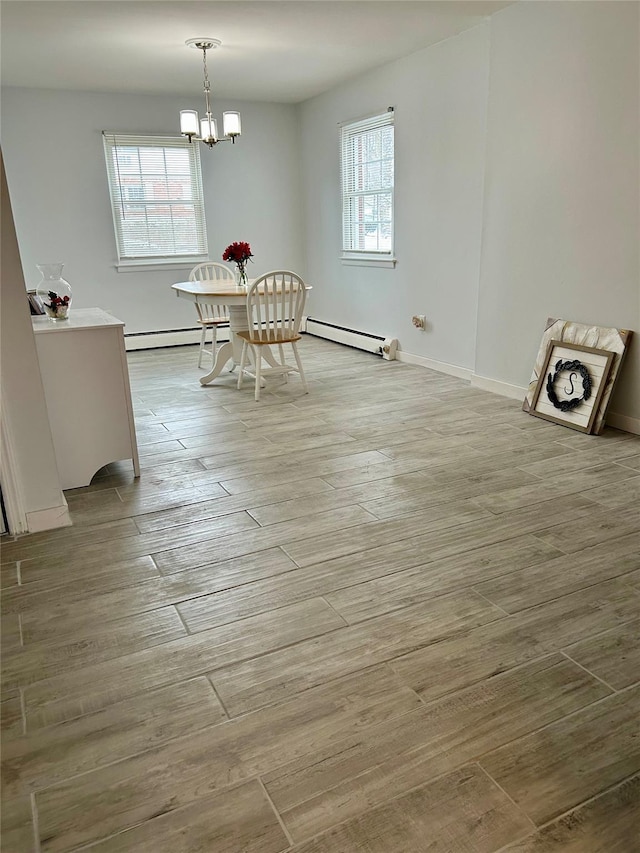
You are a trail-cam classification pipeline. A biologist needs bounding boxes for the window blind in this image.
[102,133,208,264]
[340,110,394,255]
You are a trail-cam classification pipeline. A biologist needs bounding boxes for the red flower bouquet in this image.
[43,290,71,320]
[222,241,253,286]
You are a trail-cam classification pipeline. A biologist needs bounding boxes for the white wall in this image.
[1,151,70,533]
[300,24,490,371]
[1,89,304,334]
[299,1,638,427]
[3,1,638,429]
[477,0,639,423]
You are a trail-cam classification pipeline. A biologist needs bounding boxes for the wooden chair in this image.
[188,262,235,368]
[237,271,309,401]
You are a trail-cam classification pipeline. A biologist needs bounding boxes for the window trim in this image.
[340,253,397,268]
[102,132,208,269]
[339,108,395,267]
[115,260,204,274]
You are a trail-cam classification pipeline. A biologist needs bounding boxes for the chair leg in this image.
[291,342,308,394]
[237,342,248,389]
[210,325,217,368]
[228,327,236,372]
[254,349,262,402]
[198,325,208,369]
[278,343,288,383]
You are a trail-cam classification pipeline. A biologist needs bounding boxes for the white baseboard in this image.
[471,373,527,400]
[606,411,640,435]
[395,350,474,382]
[26,503,72,533]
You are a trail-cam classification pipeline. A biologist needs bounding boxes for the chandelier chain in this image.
[202,47,212,116]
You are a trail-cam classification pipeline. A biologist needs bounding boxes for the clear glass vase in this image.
[235,265,248,289]
[35,263,72,321]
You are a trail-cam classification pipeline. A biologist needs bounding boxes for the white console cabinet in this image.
[32,308,140,490]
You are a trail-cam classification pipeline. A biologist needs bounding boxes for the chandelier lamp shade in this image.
[180,38,241,147]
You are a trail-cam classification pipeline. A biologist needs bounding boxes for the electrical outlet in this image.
[412,315,426,330]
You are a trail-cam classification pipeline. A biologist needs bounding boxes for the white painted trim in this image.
[25,502,72,533]
[0,413,28,534]
[340,256,397,268]
[395,350,474,382]
[125,328,230,351]
[606,411,640,435]
[117,261,203,274]
[471,373,526,400]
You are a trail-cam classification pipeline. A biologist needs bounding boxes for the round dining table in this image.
[172,278,311,386]
[172,279,257,385]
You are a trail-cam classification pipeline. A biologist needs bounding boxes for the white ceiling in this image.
[1,1,511,103]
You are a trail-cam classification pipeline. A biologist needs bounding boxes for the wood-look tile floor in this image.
[2,337,640,852]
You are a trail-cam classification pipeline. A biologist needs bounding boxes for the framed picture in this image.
[27,290,45,316]
[523,318,633,434]
[530,341,614,434]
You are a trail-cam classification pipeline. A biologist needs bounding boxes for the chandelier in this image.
[180,38,241,147]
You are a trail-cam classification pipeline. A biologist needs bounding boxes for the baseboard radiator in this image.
[125,318,398,361]
[125,326,230,351]
[304,318,397,360]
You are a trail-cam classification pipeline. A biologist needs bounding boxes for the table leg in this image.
[199,342,234,385]
[199,304,247,386]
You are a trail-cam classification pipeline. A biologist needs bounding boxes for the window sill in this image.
[340,254,396,269]
[116,258,207,274]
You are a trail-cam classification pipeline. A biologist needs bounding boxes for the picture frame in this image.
[27,289,45,316]
[530,341,615,434]
[523,318,633,434]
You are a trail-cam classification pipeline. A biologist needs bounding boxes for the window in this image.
[102,133,208,268]
[340,109,394,265]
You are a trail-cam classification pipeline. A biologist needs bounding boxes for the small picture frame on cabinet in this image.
[27,290,45,315]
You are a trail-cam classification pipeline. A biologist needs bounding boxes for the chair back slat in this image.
[188,262,235,283]
[246,271,306,340]
[195,303,229,323]
[188,262,234,323]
